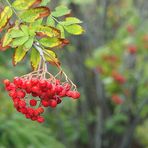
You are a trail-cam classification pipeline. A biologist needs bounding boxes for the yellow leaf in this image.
[30,48,41,70]
[40,37,69,48]
[43,49,60,65]
[2,28,13,47]
[64,24,84,35]
[13,46,27,65]
[12,0,42,10]
[20,7,50,23]
[0,6,13,32]
[36,25,60,37]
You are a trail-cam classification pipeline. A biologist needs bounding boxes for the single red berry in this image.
[37,116,45,123]
[39,79,47,88]
[25,81,32,89]
[25,114,31,119]
[66,91,73,97]
[19,100,26,108]
[30,99,37,106]
[34,110,39,116]
[72,91,81,99]
[13,77,23,87]
[49,100,57,108]
[46,82,52,89]
[17,90,26,98]
[27,108,34,116]
[6,83,16,91]
[21,107,27,114]
[9,90,17,98]
[31,116,37,121]
[63,83,71,91]
[41,100,49,107]
[31,86,39,93]
[3,79,10,86]
[36,107,44,114]
[31,78,39,85]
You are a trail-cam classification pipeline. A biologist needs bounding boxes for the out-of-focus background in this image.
[0,0,148,148]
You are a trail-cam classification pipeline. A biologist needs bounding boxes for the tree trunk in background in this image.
[63,2,112,148]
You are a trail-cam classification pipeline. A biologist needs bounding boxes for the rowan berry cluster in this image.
[3,75,80,123]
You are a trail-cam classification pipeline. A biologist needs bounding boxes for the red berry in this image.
[46,82,52,89]
[37,107,44,114]
[72,91,80,99]
[19,100,26,108]
[25,81,32,89]
[39,79,47,88]
[31,86,39,93]
[9,90,17,98]
[41,100,49,107]
[31,78,39,85]
[27,108,34,116]
[37,116,44,123]
[17,90,26,98]
[66,91,73,97]
[31,116,37,121]
[30,99,37,106]
[49,100,57,108]
[21,107,27,114]
[25,114,31,119]
[3,79,10,86]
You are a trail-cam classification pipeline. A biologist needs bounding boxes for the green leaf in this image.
[20,25,29,35]
[2,28,13,47]
[64,24,84,35]
[20,7,50,23]
[10,29,25,38]
[56,24,65,38]
[46,16,55,27]
[40,0,51,6]
[36,25,60,37]
[0,6,13,32]
[30,19,43,28]
[13,46,27,65]
[43,49,60,65]
[61,17,82,26]
[12,36,29,47]
[52,5,71,17]
[12,0,42,10]
[30,48,41,70]
[24,37,34,50]
[40,37,69,48]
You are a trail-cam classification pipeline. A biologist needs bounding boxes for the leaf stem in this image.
[34,42,48,72]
